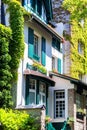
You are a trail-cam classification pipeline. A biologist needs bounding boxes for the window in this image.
[76,93,84,110]
[78,42,83,54]
[52,37,60,51]
[52,57,55,70]
[34,35,38,55]
[29,79,36,105]
[30,0,36,10]
[37,0,42,16]
[39,82,46,105]
[52,57,61,73]
[55,90,65,118]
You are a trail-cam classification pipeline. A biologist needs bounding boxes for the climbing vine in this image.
[3,0,25,81]
[63,0,87,79]
[0,24,12,108]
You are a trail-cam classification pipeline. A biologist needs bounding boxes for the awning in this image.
[24,69,55,86]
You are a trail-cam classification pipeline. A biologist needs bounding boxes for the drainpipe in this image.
[1,1,6,25]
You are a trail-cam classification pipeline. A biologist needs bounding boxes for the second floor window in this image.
[78,42,84,54]
[52,57,61,74]
[34,35,38,55]
[52,37,60,51]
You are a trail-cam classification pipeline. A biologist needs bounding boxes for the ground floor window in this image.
[25,77,46,106]
[54,90,65,118]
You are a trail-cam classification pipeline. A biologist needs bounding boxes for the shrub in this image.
[0,109,40,130]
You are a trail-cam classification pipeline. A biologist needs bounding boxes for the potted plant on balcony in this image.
[67,117,74,127]
[76,108,86,120]
[32,61,47,74]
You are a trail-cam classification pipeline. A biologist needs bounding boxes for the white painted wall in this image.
[17,20,63,106]
[48,75,74,122]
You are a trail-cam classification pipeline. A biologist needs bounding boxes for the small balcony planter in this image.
[32,61,47,74]
[76,108,86,120]
[77,112,84,120]
[67,117,74,127]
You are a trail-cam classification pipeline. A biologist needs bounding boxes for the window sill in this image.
[52,118,65,123]
[16,104,45,109]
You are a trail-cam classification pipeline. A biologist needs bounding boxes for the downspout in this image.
[1,1,6,25]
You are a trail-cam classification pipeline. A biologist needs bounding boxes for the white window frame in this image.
[39,81,46,105]
[54,90,65,118]
[34,34,38,55]
[42,2,46,21]
[29,79,36,105]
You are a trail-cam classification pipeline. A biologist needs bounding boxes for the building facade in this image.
[1,0,87,130]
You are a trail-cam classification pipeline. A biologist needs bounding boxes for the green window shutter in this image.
[41,37,46,66]
[25,76,29,105]
[57,58,61,73]
[28,27,34,58]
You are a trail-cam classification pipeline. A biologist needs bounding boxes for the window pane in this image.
[29,92,35,105]
[29,79,36,105]
[29,79,36,89]
[34,35,38,55]
[52,57,55,70]
[76,94,84,109]
[39,82,46,93]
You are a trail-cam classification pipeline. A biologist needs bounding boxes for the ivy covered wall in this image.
[62,0,87,79]
[3,0,25,81]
